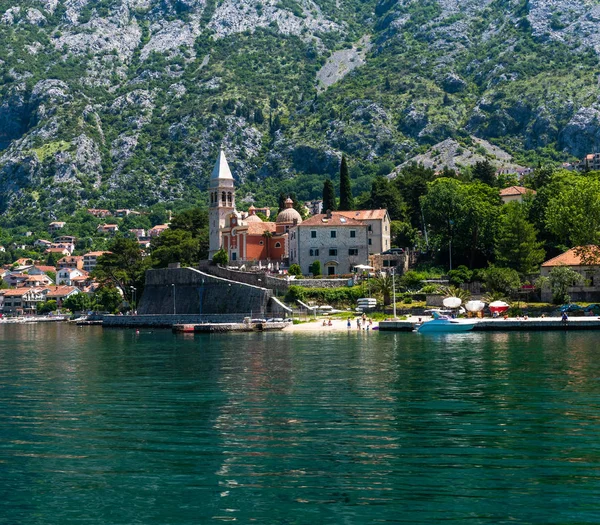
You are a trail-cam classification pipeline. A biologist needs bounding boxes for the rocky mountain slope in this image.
[1,0,600,221]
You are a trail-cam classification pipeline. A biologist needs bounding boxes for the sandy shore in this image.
[283,315,430,332]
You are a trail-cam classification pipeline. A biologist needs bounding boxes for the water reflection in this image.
[2,326,600,523]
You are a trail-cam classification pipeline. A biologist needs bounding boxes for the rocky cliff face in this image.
[1,0,600,219]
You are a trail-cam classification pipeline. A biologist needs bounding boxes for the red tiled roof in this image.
[542,246,600,267]
[337,209,388,220]
[300,213,364,226]
[44,285,79,298]
[499,186,536,197]
[84,251,111,257]
[246,222,277,235]
[45,247,70,253]
[33,266,56,273]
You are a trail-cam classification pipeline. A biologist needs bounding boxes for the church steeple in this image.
[209,150,235,258]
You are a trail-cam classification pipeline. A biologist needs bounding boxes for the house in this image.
[48,221,66,233]
[149,224,169,237]
[43,285,80,306]
[1,288,47,314]
[23,274,54,288]
[499,186,537,204]
[83,251,111,273]
[34,239,52,248]
[97,223,119,235]
[45,247,71,257]
[13,257,36,267]
[129,229,146,238]
[5,273,29,287]
[115,209,141,217]
[50,242,75,254]
[29,265,57,276]
[87,208,112,218]
[289,210,369,276]
[57,267,88,286]
[57,256,84,270]
[305,200,323,216]
[540,246,600,302]
[336,209,391,255]
[54,235,77,244]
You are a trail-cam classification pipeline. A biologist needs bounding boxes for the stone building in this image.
[289,210,369,276]
[337,209,391,255]
[209,150,236,259]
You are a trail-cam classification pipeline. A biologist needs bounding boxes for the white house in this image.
[57,268,88,286]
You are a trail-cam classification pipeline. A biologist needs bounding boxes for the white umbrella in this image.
[354,264,374,270]
[465,300,485,312]
[443,296,462,308]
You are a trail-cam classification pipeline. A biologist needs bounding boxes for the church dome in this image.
[245,205,263,223]
[276,198,303,224]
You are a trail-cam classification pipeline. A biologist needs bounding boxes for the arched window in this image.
[227,192,232,203]
[275,242,281,248]
[222,192,226,203]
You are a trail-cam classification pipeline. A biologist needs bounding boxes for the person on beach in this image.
[562,312,568,323]
[357,318,361,330]
[347,319,351,329]
[328,319,332,327]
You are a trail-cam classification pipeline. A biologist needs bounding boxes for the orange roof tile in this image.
[541,246,600,267]
[499,186,536,197]
[337,209,388,220]
[301,213,364,227]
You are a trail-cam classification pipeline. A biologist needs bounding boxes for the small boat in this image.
[417,312,477,333]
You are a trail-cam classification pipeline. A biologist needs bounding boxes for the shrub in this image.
[212,248,228,265]
[448,265,473,286]
[288,263,302,276]
[309,260,321,276]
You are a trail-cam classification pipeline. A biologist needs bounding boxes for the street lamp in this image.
[172,284,176,315]
[391,267,397,319]
[130,286,136,313]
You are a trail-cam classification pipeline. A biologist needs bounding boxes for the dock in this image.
[378,317,600,332]
[173,321,288,333]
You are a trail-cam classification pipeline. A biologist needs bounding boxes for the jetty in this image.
[172,321,288,333]
[379,316,600,332]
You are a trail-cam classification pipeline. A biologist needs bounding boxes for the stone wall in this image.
[138,267,272,316]
[103,314,252,328]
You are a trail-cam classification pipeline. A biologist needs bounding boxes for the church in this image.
[208,151,302,263]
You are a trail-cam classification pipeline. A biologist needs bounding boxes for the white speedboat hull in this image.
[417,319,477,333]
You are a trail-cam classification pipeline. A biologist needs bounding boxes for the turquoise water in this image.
[1,325,600,524]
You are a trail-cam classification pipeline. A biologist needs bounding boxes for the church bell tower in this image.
[209,150,235,259]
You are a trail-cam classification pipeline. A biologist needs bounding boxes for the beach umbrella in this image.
[465,300,485,313]
[443,296,462,308]
[489,300,510,314]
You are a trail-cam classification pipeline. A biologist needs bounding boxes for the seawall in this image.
[138,267,272,316]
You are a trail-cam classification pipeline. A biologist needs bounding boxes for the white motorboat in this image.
[417,312,477,333]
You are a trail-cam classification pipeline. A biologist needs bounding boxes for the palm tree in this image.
[372,274,396,306]
[438,286,471,303]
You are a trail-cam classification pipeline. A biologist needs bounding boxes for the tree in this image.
[495,202,545,275]
[421,179,500,268]
[94,286,123,313]
[545,175,600,247]
[93,238,149,304]
[64,293,92,313]
[394,163,436,227]
[322,179,337,212]
[288,264,302,276]
[472,159,496,186]
[151,229,201,268]
[448,265,473,286]
[309,260,321,276]
[548,266,584,304]
[371,274,396,305]
[484,265,521,297]
[338,155,354,211]
[366,177,406,220]
[37,300,58,314]
[213,248,228,265]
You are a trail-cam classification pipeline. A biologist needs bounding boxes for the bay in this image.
[1,324,600,524]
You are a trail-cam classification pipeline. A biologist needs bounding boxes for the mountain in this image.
[1,0,600,222]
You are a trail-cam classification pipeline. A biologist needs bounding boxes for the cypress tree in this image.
[322,179,337,212]
[338,155,354,211]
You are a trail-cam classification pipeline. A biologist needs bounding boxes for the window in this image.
[309,248,319,256]
[368,238,372,245]
[330,230,337,238]
[368,225,372,232]
[329,248,338,256]
[348,248,358,256]
[328,266,335,276]
[275,242,281,248]
[311,230,317,238]
[259,241,264,245]
[350,230,356,238]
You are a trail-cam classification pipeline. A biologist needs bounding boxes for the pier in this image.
[378,317,600,332]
